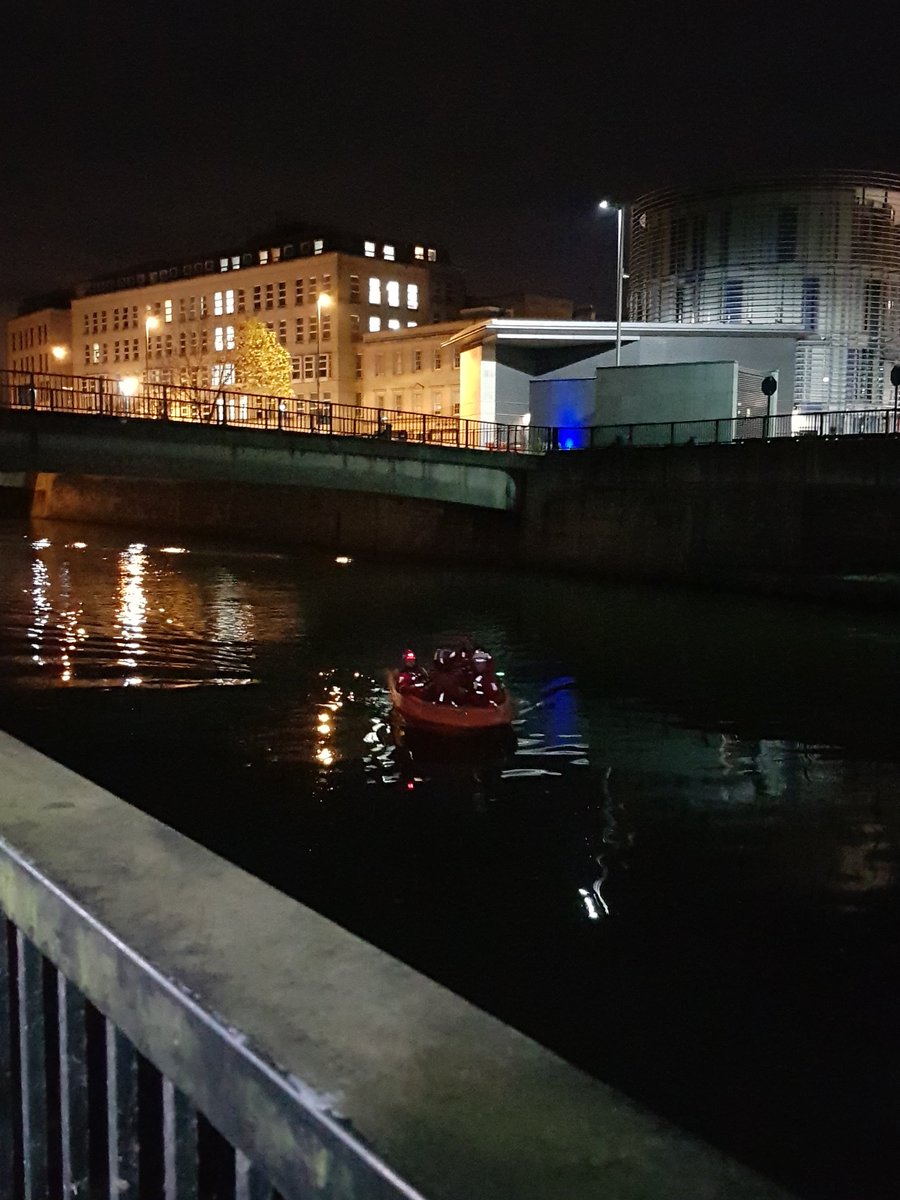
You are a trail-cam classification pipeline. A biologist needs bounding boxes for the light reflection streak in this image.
[28,557,51,666]
[114,542,148,682]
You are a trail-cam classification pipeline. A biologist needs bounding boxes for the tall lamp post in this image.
[144,313,160,383]
[598,199,627,366]
[315,292,332,407]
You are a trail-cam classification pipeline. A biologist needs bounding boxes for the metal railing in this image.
[0,370,553,455]
[0,732,791,1200]
[583,407,900,448]
[4,370,898,459]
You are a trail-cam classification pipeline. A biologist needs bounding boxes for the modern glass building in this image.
[628,173,900,410]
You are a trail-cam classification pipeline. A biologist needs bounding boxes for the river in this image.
[1,514,899,1199]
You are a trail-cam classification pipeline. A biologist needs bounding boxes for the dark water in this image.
[2,516,900,1199]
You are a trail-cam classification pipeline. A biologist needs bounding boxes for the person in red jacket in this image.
[396,649,428,693]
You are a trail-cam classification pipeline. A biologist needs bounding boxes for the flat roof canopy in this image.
[441,319,814,376]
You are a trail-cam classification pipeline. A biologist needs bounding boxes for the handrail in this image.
[3,369,898,454]
[0,732,792,1198]
[0,369,554,455]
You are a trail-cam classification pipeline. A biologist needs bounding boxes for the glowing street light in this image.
[316,292,332,407]
[50,345,68,365]
[599,198,627,366]
[119,376,140,397]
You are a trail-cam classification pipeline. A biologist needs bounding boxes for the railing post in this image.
[17,930,49,1200]
[669,421,675,445]
[107,1021,140,1198]
[421,412,427,444]
[95,377,103,417]
[161,385,169,420]
[57,972,90,1199]
[0,921,15,1189]
[163,1078,199,1197]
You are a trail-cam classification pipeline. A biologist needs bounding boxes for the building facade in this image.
[8,225,465,408]
[361,321,466,417]
[6,305,73,375]
[628,173,900,410]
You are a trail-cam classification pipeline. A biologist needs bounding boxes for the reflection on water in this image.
[115,541,147,678]
[2,517,900,1199]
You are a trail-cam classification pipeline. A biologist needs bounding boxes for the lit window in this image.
[427,248,437,262]
[364,241,376,258]
[407,284,419,310]
[213,292,225,317]
[225,289,235,314]
[369,316,382,332]
[314,239,324,254]
[369,278,382,304]
[259,250,269,265]
[414,245,425,260]
[231,256,240,270]
[386,281,400,307]
[383,244,395,261]
[211,362,235,386]
[271,247,281,263]
[214,327,224,351]
[92,342,100,364]
[165,300,174,323]
[220,258,229,272]
[407,321,418,328]
[388,319,400,330]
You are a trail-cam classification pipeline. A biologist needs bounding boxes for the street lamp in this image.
[598,199,627,366]
[50,345,67,367]
[316,292,332,406]
[144,313,160,382]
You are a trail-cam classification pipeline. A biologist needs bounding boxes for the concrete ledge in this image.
[0,409,523,511]
[0,731,792,1199]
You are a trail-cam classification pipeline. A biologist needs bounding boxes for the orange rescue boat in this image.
[387,669,515,732]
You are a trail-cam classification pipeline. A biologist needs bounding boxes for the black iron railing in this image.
[4,369,899,455]
[0,370,553,455]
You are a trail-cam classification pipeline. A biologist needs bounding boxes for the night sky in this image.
[2,2,897,323]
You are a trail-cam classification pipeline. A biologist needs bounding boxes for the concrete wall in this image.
[519,436,900,590]
[595,361,739,426]
[0,410,521,512]
[31,471,519,563]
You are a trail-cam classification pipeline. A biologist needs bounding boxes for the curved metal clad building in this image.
[628,173,900,409]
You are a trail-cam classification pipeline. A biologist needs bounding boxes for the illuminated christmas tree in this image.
[233,319,293,397]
